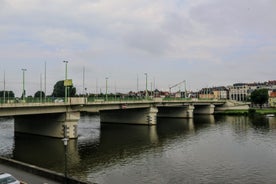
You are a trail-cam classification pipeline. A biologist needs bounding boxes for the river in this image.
[0,114,276,184]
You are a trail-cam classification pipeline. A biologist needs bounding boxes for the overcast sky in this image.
[0,0,275,96]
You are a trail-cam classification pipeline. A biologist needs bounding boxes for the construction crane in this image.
[169,80,187,98]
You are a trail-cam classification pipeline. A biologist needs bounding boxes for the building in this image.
[227,80,276,103]
[228,83,250,101]
[269,89,276,107]
[212,86,228,99]
[198,88,215,99]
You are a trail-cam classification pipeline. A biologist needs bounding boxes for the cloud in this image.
[35,28,89,49]
[190,0,276,36]
[0,0,275,95]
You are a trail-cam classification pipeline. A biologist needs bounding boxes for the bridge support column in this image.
[14,111,80,139]
[100,107,158,125]
[157,105,194,118]
[194,104,215,114]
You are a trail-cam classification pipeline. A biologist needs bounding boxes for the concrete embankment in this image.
[0,156,92,184]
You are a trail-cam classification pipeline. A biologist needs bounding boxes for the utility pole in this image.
[137,74,139,92]
[63,61,68,103]
[40,73,42,103]
[105,77,108,101]
[44,61,47,102]
[82,67,85,97]
[144,73,148,99]
[3,71,5,103]
[184,80,187,98]
[22,69,27,101]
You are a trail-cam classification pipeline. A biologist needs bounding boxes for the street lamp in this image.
[22,69,27,101]
[144,73,148,99]
[105,77,108,101]
[62,125,69,184]
[3,71,6,103]
[62,137,68,184]
[44,61,47,102]
[63,61,68,103]
[184,80,187,98]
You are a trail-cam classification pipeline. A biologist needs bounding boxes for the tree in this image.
[250,88,269,108]
[52,80,76,97]
[0,91,15,98]
[34,91,45,98]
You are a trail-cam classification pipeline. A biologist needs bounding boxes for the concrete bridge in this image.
[0,98,249,139]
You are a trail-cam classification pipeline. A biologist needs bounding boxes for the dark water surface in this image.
[1,115,276,184]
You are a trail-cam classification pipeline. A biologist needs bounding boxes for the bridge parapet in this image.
[14,111,80,138]
[100,106,158,125]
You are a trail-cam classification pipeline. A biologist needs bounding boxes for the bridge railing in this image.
[0,97,59,104]
[86,96,155,102]
[0,96,226,105]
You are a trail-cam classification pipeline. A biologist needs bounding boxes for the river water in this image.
[1,114,276,184]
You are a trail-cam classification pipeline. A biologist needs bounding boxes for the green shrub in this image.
[248,108,256,114]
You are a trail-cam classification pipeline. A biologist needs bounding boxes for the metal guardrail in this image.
[0,97,228,106]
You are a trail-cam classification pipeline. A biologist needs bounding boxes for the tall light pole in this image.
[63,61,68,103]
[44,61,47,102]
[22,69,27,101]
[40,73,42,103]
[144,73,148,99]
[62,125,68,184]
[3,71,5,103]
[82,67,85,97]
[137,74,139,92]
[105,77,108,101]
[184,80,187,98]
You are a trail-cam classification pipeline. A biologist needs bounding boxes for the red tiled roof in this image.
[270,92,276,97]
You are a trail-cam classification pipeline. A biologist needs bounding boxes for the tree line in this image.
[0,80,76,99]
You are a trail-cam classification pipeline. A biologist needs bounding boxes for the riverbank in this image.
[0,156,91,184]
[215,108,276,115]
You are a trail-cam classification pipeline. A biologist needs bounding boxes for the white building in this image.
[228,84,250,101]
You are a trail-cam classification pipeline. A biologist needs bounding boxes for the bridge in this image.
[0,98,249,139]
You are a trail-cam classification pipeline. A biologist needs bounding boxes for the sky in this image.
[0,0,275,96]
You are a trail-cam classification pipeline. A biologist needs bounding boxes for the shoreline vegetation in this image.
[215,108,276,115]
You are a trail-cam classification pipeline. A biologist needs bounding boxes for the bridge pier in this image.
[100,107,158,125]
[14,111,80,139]
[194,104,215,114]
[157,105,194,118]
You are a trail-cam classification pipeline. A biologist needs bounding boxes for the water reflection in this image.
[268,117,276,129]
[250,115,276,130]
[76,124,160,179]
[0,117,14,157]
[13,134,80,172]
[157,118,195,139]
[1,114,276,183]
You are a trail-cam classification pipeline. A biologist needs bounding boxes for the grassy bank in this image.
[215,109,249,115]
[254,108,276,115]
[215,108,276,115]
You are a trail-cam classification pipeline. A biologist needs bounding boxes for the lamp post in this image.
[62,125,68,184]
[44,61,47,102]
[184,80,187,98]
[3,71,5,103]
[40,73,42,103]
[63,61,68,103]
[22,69,27,101]
[62,137,68,184]
[144,73,148,99]
[105,77,108,101]
[82,67,85,97]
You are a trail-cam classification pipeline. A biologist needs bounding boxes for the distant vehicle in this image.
[54,98,64,103]
[266,114,275,117]
[0,172,20,184]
